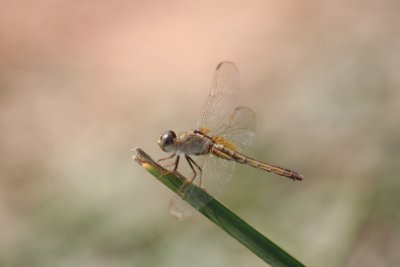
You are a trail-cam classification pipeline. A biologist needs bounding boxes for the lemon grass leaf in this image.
[132,148,306,267]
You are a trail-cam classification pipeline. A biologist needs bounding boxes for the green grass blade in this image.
[133,148,306,267]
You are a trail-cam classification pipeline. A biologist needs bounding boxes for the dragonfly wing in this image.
[169,196,196,220]
[197,62,239,132]
[214,106,256,153]
[196,107,255,201]
[169,62,245,219]
[169,154,235,219]
[169,156,207,220]
[201,153,236,197]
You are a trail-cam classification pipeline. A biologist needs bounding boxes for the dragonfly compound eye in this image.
[158,130,176,151]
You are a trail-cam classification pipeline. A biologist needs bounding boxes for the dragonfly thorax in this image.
[158,130,213,155]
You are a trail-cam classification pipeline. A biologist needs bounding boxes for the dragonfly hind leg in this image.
[185,155,203,186]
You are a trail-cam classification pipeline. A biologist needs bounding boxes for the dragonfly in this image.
[158,62,304,218]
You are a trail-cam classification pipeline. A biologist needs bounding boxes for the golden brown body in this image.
[159,129,304,181]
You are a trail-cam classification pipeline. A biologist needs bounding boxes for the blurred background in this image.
[1,1,399,266]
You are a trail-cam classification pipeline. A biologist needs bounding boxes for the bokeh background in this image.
[1,1,399,266]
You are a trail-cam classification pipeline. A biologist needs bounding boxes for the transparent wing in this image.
[194,107,256,203]
[169,196,196,220]
[197,62,239,132]
[201,154,236,196]
[169,155,236,220]
[169,156,208,220]
[213,106,256,152]
[170,63,257,220]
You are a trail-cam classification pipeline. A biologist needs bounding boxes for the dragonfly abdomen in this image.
[211,144,304,181]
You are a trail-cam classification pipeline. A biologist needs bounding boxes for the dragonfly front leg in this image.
[172,155,180,171]
[158,153,176,163]
[158,153,180,169]
[158,153,180,176]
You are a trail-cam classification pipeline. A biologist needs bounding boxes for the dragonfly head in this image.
[158,130,177,152]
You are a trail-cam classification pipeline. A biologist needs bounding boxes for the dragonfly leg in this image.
[185,155,203,186]
[158,154,180,177]
[173,155,180,171]
[158,153,179,169]
[158,153,176,163]
[161,155,180,170]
